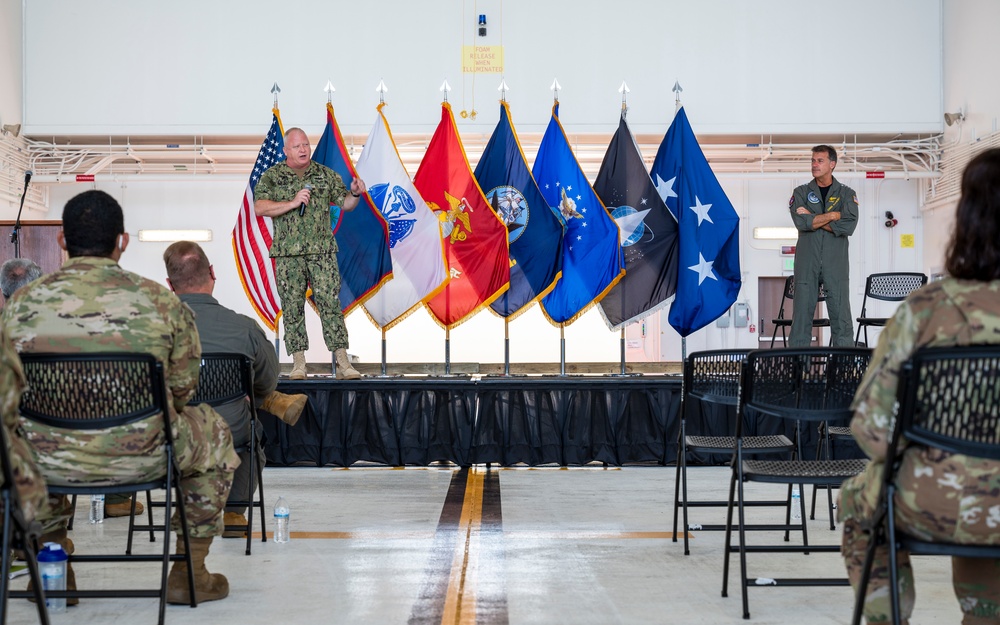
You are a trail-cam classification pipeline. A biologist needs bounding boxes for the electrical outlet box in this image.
[716,309,731,328]
[734,302,750,328]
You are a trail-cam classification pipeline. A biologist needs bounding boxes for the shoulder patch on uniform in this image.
[853,195,859,205]
[788,195,794,208]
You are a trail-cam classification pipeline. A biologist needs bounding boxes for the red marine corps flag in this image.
[415,102,510,329]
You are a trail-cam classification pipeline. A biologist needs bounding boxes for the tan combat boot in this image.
[289,351,307,380]
[334,348,361,380]
[29,528,78,605]
[260,390,307,426]
[166,536,229,604]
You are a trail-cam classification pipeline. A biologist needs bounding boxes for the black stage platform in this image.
[260,375,859,467]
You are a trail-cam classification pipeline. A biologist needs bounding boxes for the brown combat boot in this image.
[166,536,229,604]
[28,528,78,606]
[334,348,361,380]
[289,352,307,380]
[260,390,307,426]
[105,497,144,518]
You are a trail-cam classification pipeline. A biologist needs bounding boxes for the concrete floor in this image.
[6,465,957,624]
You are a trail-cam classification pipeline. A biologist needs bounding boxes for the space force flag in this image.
[355,104,449,330]
[650,106,741,337]
[415,102,511,330]
[532,103,624,326]
[474,101,564,320]
[594,112,679,330]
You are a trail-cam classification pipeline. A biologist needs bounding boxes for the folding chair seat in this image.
[770,276,830,348]
[722,347,871,619]
[854,272,927,346]
[672,349,796,555]
[852,345,1000,625]
[8,353,197,625]
[131,353,266,556]
[1,419,49,625]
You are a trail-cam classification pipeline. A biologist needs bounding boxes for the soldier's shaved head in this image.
[62,190,124,258]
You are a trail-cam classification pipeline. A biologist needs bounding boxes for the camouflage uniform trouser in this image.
[33,404,239,539]
[840,462,1000,624]
[1,425,49,523]
[275,252,348,354]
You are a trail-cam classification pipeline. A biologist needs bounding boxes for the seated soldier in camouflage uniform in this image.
[841,148,1000,624]
[0,190,240,605]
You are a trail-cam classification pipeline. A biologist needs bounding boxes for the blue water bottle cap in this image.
[37,542,68,562]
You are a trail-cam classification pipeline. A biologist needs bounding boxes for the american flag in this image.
[232,109,285,331]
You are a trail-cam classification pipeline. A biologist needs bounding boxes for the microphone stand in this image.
[11,174,30,259]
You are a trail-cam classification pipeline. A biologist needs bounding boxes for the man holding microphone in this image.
[253,127,365,380]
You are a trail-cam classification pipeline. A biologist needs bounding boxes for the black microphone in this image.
[24,170,32,185]
[299,184,313,217]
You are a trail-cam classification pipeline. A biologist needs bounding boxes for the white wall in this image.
[22,0,942,136]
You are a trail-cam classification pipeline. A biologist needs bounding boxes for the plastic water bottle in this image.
[273,496,290,543]
[38,542,68,612]
[791,485,802,522]
[89,494,105,524]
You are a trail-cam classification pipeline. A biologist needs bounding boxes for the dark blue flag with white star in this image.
[475,102,564,320]
[594,111,679,330]
[650,106,741,337]
[532,103,624,325]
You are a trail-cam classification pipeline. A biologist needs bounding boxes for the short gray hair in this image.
[1,258,43,299]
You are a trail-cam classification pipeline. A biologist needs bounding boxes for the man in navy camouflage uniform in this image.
[254,127,365,380]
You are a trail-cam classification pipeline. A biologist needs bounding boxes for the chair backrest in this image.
[738,347,872,424]
[684,349,753,407]
[18,353,168,431]
[864,272,928,304]
[188,353,253,407]
[892,345,1000,461]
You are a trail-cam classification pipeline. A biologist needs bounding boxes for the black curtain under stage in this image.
[259,376,862,468]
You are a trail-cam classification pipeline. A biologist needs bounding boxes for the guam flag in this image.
[650,106,741,337]
[312,103,393,314]
[594,111,679,330]
[475,101,564,320]
[532,103,624,325]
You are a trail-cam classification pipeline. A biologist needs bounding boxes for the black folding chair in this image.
[851,345,1000,625]
[722,347,871,619]
[770,276,830,348]
[8,353,197,625]
[854,272,927,346]
[131,353,266,556]
[1,418,49,625]
[672,349,796,555]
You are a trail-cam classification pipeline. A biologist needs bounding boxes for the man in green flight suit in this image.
[788,145,859,347]
[1,190,239,605]
[253,127,365,380]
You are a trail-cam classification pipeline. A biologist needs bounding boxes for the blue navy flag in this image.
[312,103,393,314]
[594,112,679,330]
[475,102,564,320]
[650,106,741,337]
[532,103,624,326]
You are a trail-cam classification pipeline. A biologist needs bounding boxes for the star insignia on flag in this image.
[654,174,678,203]
[689,196,714,226]
[688,252,718,285]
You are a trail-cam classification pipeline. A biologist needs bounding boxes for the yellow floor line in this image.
[441,468,484,625]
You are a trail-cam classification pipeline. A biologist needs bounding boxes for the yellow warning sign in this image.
[462,46,504,73]
[900,234,915,248]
